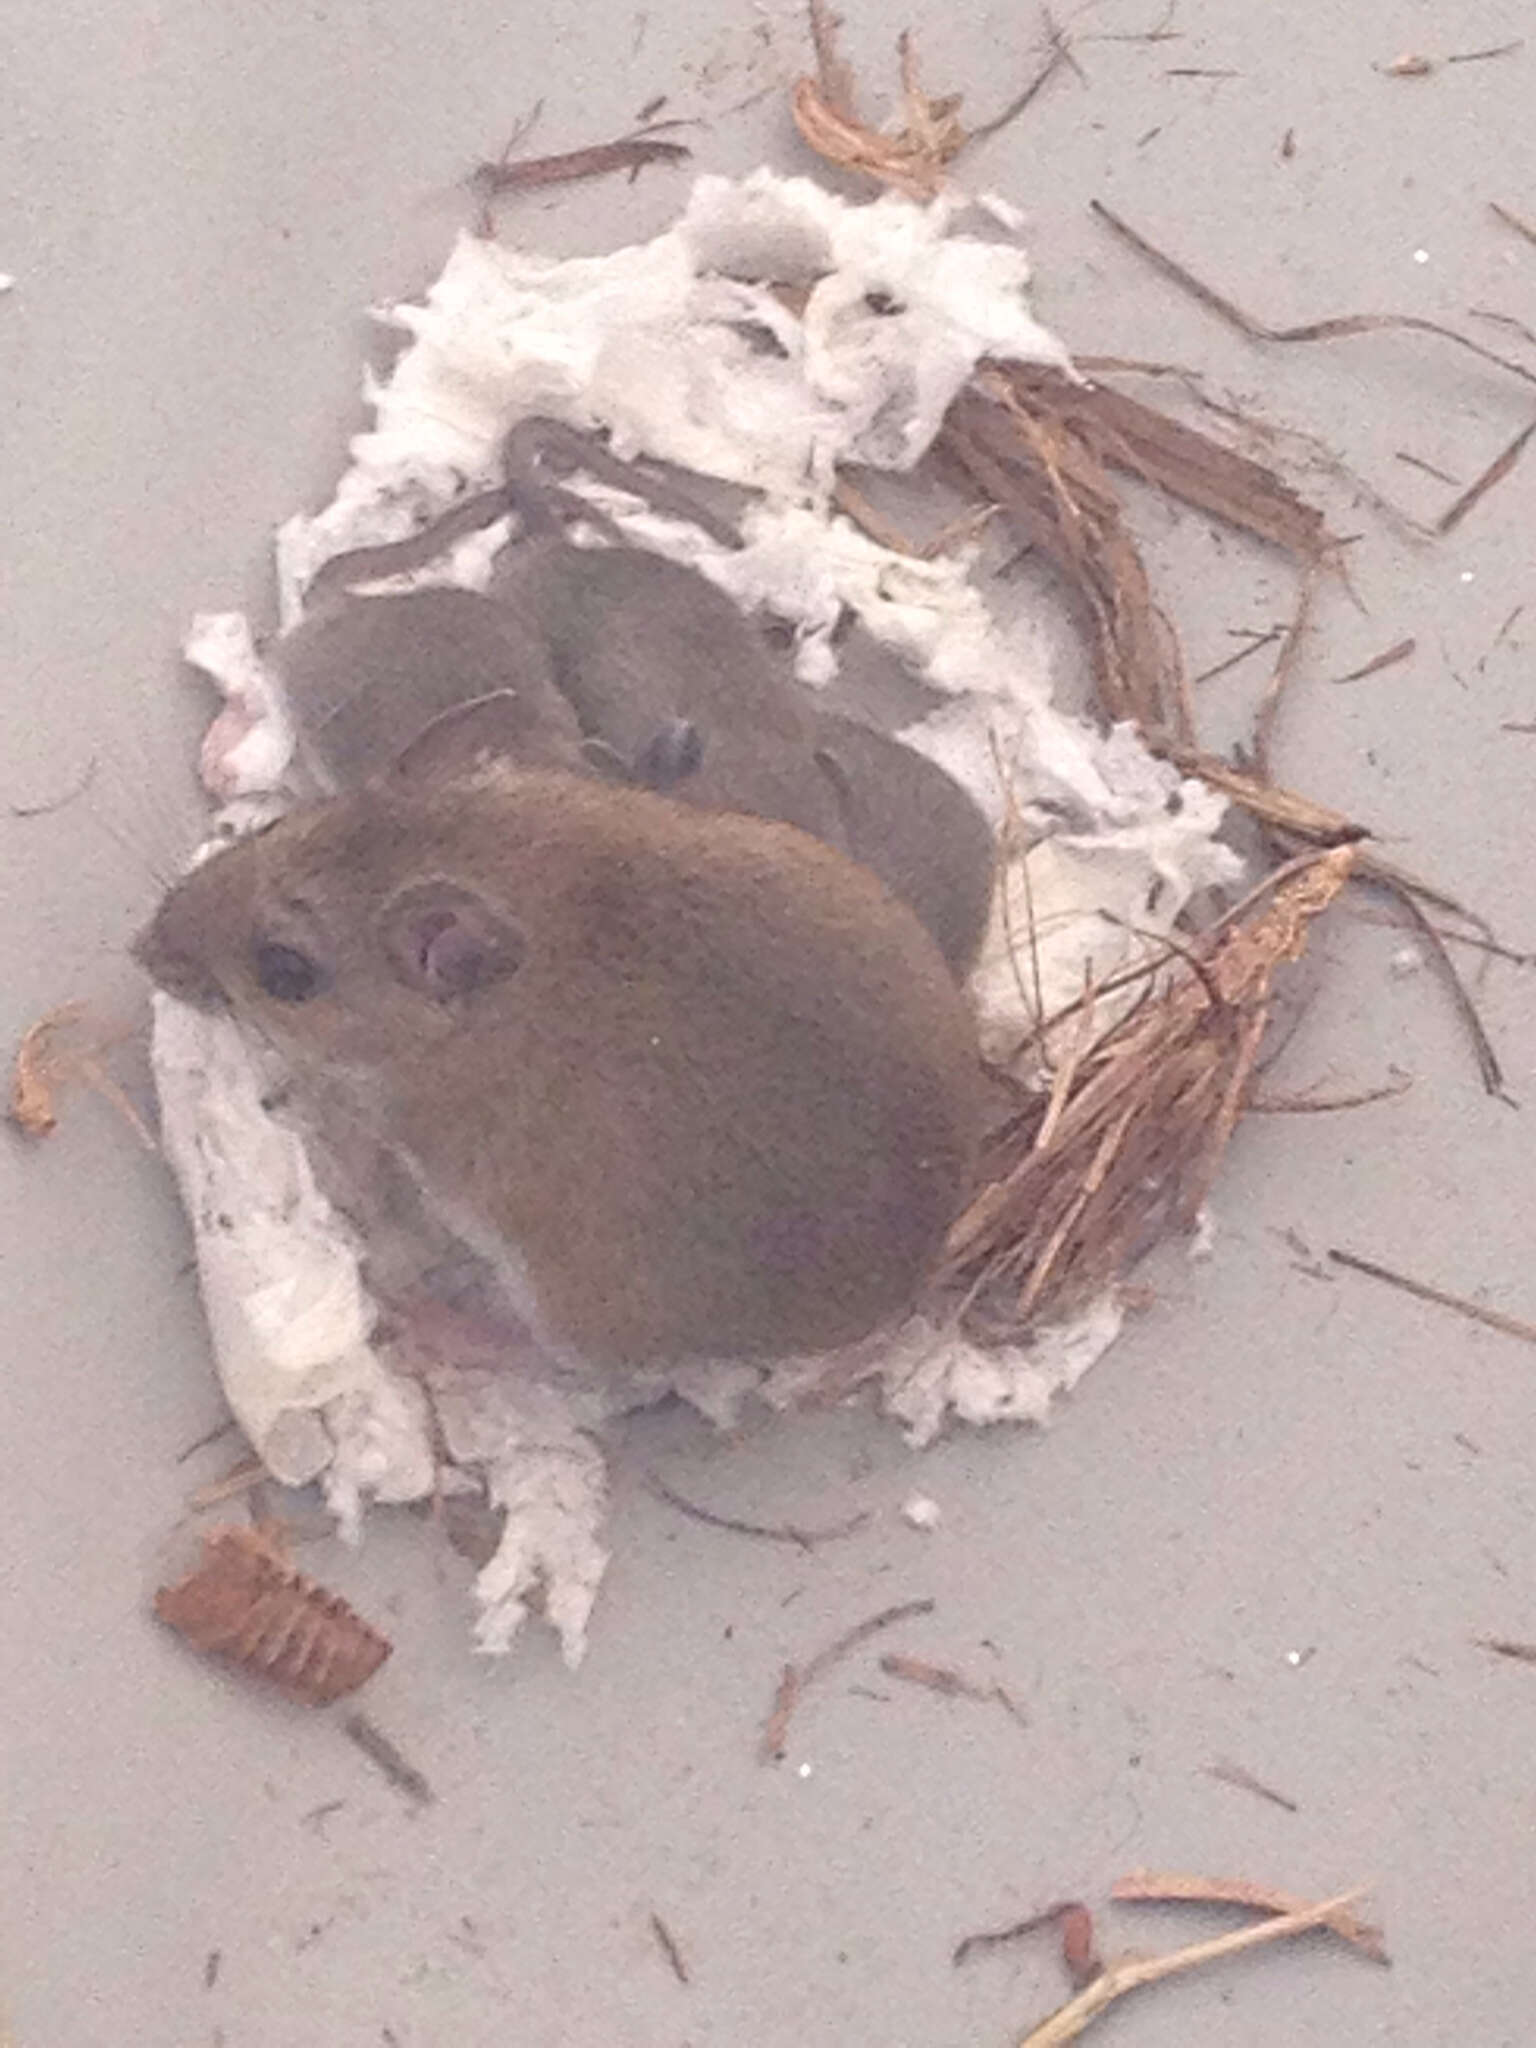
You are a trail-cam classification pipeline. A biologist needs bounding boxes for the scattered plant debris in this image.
[955,1899,1101,1983]
[1110,1869,1388,1964]
[1434,418,1536,534]
[1015,1883,1375,2044]
[648,1474,869,1551]
[879,1652,1028,1725]
[1476,1636,1536,1666]
[1202,1758,1300,1813]
[8,753,98,819]
[1327,637,1416,685]
[1329,1249,1536,1345]
[1489,200,1536,249]
[8,1002,154,1147]
[155,1525,392,1705]
[760,1598,934,1760]
[342,1712,435,1806]
[648,1911,691,1984]
[469,132,690,207]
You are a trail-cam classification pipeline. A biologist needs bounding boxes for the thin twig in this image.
[1434,417,1536,534]
[1477,1636,1536,1665]
[1203,1758,1299,1813]
[173,1416,240,1465]
[969,35,1074,145]
[1250,1074,1411,1113]
[759,1598,935,1761]
[1490,200,1536,249]
[1368,874,1506,1096]
[955,1901,1089,1969]
[647,1475,868,1552]
[9,754,99,818]
[469,135,690,200]
[1327,636,1416,685]
[1328,1249,1536,1345]
[648,1912,691,1984]
[342,1713,435,1807]
[186,1456,266,1510]
[1110,1870,1389,1964]
[880,1653,1029,1725]
[1192,627,1283,685]
[1016,1887,1372,2045]
[1089,199,1536,393]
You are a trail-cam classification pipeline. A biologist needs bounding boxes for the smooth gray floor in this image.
[3,2,1534,2043]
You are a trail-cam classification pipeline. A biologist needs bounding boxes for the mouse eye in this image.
[252,940,326,1003]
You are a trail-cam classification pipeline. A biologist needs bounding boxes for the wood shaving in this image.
[154,1525,392,1706]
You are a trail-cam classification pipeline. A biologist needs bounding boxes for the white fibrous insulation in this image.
[154,171,1240,1663]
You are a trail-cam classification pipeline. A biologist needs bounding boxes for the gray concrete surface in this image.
[3,1,1533,2042]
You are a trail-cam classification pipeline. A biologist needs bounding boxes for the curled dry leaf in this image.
[9,1003,86,1137]
[154,1525,392,1706]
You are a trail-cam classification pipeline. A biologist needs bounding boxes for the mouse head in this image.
[132,779,537,1073]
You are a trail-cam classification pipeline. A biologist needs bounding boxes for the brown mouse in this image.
[134,767,982,1368]
[279,417,995,971]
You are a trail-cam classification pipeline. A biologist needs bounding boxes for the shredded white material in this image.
[152,171,1239,1663]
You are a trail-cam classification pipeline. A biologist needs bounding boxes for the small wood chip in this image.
[155,1526,392,1706]
[955,1900,1097,1979]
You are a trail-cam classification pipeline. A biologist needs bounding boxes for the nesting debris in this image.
[937,850,1355,1334]
[154,1525,392,1706]
[1016,1883,1377,2044]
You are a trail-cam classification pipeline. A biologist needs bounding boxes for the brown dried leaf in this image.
[154,1525,392,1707]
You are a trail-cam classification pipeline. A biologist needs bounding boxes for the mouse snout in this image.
[130,904,229,1012]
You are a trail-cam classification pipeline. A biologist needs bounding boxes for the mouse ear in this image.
[376,881,525,1001]
[392,691,542,783]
